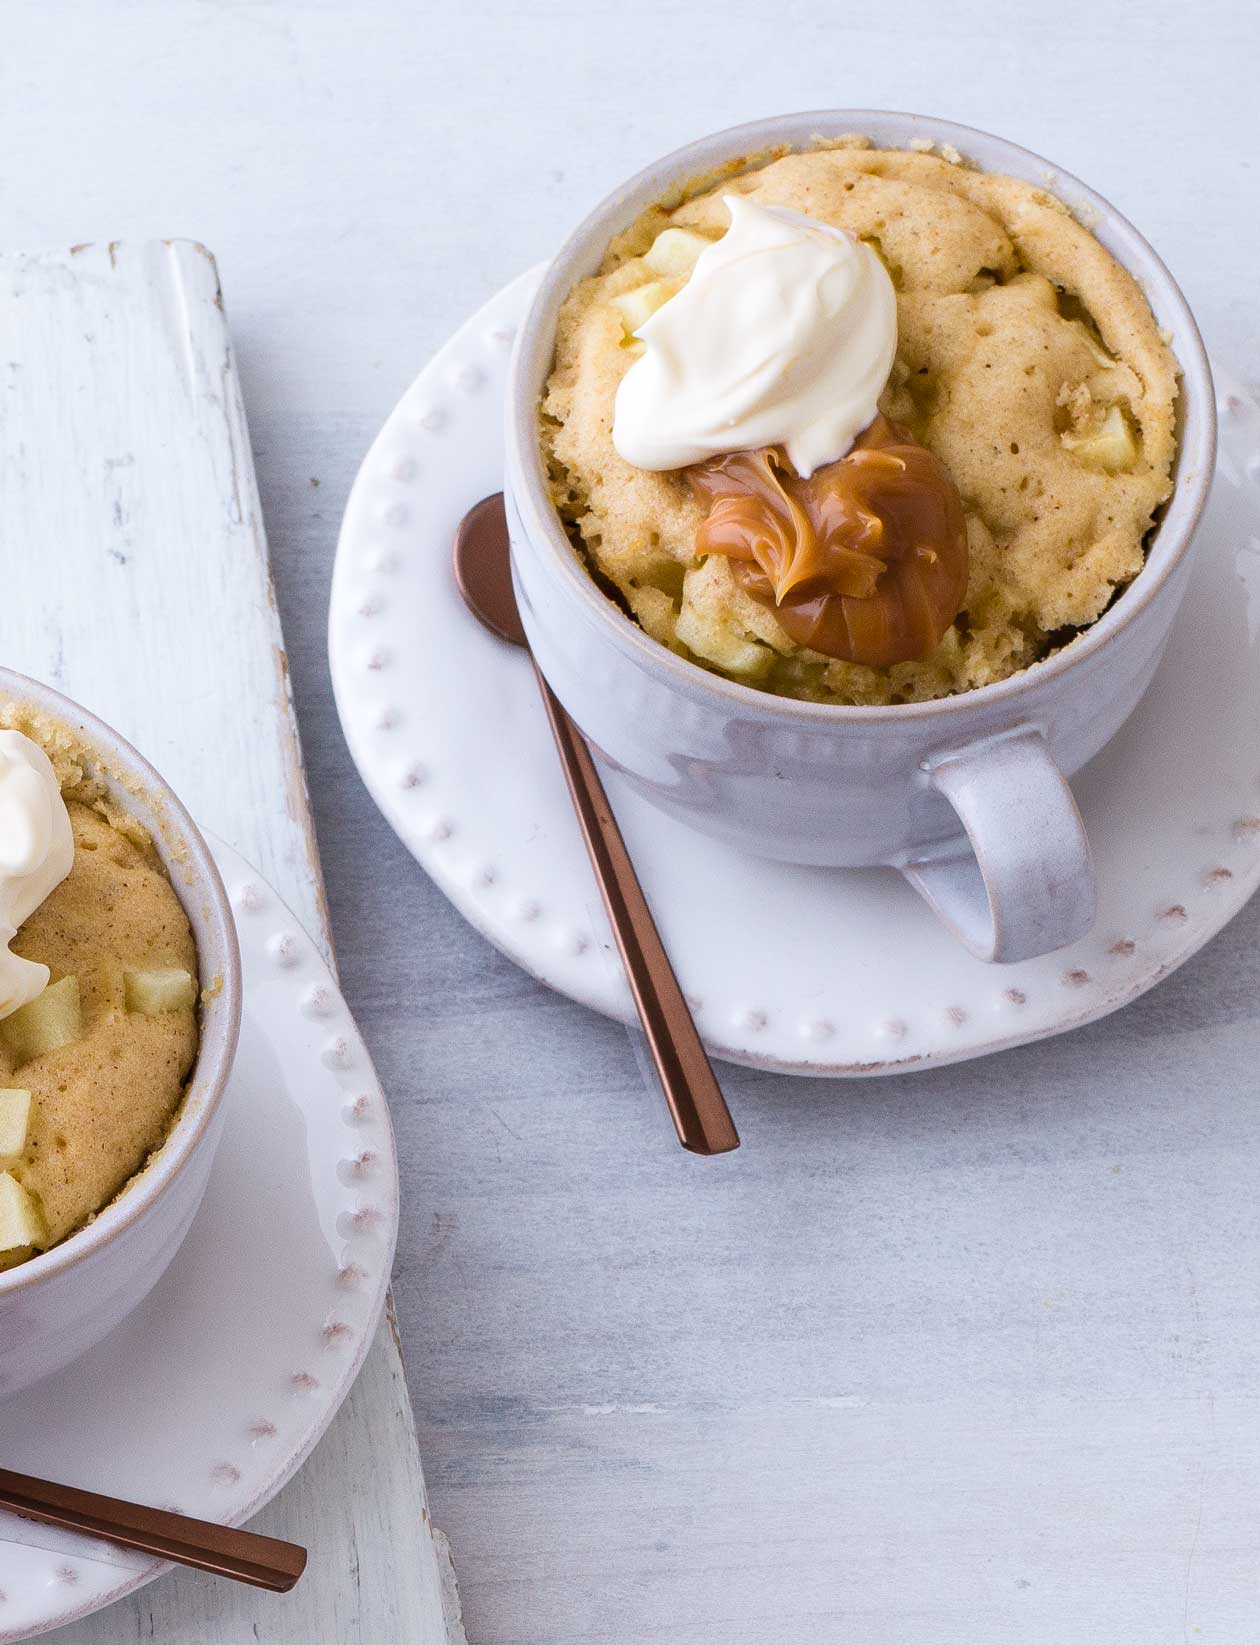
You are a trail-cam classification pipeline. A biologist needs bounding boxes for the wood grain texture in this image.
[2,3,1257,1640]
[0,241,461,1643]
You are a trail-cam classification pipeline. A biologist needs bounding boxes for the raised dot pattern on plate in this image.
[189,859,395,1524]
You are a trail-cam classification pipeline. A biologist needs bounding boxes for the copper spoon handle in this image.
[532,661,739,1155]
[0,1467,307,1592]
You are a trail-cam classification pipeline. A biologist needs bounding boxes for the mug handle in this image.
[900,728,1096,964]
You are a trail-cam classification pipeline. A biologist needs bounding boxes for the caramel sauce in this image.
[687,417,969,667]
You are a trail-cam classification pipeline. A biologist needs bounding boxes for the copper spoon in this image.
[453,494,739,1156]
[0,1466,307,1591]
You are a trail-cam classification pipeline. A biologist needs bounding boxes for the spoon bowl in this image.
[453,493,527,646]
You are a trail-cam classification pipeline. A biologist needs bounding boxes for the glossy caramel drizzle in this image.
[687,417,969,667]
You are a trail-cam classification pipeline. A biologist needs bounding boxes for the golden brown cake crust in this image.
[0,715,198,1256]
[541,140,1180,705]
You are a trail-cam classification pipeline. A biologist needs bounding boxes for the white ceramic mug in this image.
[504,111,1216,963]
[0,671,241,1397]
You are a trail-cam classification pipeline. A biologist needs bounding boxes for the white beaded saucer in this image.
[0,836,398,1642]
[330,266,1260,1076]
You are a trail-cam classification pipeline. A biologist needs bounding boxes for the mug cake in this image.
[0,707,200,1272]
[541,137,1180,706]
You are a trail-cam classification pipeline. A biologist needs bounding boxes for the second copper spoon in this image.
[453,494,739,1156]
[0,1467,306,1591]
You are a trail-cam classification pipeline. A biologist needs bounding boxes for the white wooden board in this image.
[0,240,463,1644]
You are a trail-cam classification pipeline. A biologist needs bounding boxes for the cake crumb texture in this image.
[0,707,198,1253]
[541,142,1180,705]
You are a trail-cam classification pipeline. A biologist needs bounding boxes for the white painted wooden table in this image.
[0,242,461,1641]
[4,3,1258,1641]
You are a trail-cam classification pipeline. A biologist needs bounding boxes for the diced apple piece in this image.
[643,227,711,278]
[0,1090,31,1167]
[124,967,197,1015]
[611,281,675,339]
[625,584,678,648]
[0,976,81,1067]
[676,602,772,680]
[0,1171,46,1252]
[1062,404,1138,472]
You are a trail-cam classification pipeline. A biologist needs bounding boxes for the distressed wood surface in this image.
[3,3,1258,1642]
[0,241,461,1643]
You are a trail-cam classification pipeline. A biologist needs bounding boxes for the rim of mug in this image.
[0,668,242,1299]
[507,109,1217,724]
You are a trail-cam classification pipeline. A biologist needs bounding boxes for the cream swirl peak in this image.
[612,196,897,479]
[0,730,74,1020]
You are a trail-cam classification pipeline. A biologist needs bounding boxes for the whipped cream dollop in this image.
[613,196,898,479]
[0,731,74,1021]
